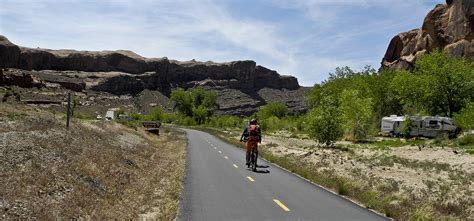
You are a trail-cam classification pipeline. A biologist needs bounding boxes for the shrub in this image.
[173,115,197,126]
[148,107,163,121]
[170,87,218,124]
[340,89,373,141]
[454,102,474,132]
[306,97,343,146]
[74,112,95,120]
[206,115,243,129]
[338,182,349,195]
[457,136,474,146]
[256,102,288,119]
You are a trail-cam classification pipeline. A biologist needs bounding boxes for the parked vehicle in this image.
[96,115,103,120]
[105,110,114,121]
[381,115,456,138]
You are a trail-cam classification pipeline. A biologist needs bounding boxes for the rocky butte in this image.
[382,0,473,70]
[0,35,309,116]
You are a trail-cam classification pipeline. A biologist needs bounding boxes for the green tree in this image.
[392,50,474,117]
[256,102,289,119]
[306,66,376,108]
[170,87,218,124]
[170,88,193,117]
[367,69,403,123]
[192,105,208,124]
[454,102,474,132]
[340,89,373,141]
[306,97,343,146]
[148,107,163,121]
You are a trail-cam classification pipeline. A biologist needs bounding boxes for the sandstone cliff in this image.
[0,35,299,95]
[382,0,473,69]
[0,35,306,116]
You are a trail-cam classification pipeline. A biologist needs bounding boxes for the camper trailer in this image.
[381,115,456,138]
[381,115,405,136]
[105,110,115,121]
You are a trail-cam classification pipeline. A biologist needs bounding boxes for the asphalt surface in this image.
[177,129,389,221]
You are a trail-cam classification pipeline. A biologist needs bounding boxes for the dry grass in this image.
[0,104,186,219]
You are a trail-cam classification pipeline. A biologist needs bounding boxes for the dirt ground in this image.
[0,104,186,219]
[221,129,474,219]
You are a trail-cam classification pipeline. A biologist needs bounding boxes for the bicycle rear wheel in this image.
[251,149,257,172]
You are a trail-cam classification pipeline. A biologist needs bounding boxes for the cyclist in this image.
[240,119,261,167]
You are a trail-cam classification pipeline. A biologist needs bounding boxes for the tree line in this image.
[150,50,473,146]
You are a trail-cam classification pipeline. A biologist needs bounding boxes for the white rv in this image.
[381,115,406,136]
[105,110,115,121]
[381,115,456,138]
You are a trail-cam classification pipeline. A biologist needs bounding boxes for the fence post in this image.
[66,92,71,129]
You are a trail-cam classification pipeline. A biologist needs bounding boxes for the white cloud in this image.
[0,0,443,87]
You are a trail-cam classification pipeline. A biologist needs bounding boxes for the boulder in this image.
[382,0,474,70]
[0,69,44,88]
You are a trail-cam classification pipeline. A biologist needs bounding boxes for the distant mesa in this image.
[382,0,473,70]
[0,35,308,116]
[0,35,299,94]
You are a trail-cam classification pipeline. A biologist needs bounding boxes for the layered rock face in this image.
[0,35,305,115]
[0,36,299,95]
[382,0,473,70]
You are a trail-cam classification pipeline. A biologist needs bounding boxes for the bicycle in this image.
[249,144,257,172]
[240,137,258,172]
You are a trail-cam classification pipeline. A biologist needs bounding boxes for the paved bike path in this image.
[177,129,388,221]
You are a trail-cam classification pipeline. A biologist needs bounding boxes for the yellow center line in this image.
[247,176,255,182]
[233,164,238,168]
[273,199,290,212]
[224,156,229,159]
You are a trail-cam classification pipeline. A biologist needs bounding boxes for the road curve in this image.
[177,129,388,221]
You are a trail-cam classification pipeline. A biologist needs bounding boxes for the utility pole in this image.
[66,92,71,129]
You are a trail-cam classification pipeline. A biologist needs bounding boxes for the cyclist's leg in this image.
[245,141,251,165]
[251,144,257,171]
[255,143,258,165]
[255,143,258,158]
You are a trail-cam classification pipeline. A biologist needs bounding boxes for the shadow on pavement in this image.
[254,169,270,174]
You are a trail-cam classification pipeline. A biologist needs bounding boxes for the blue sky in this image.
[0,0,444,86]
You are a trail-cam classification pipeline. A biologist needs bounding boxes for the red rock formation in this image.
[382,0,473,70]
[0,35,299,92]
[0,69,45,88]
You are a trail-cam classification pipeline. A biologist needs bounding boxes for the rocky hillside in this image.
[382,0,473,70]
[0,35,308,116]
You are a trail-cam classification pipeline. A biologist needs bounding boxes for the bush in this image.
[74,112,95,120]
[131,113,143,121]
[148,107,163,121]
[457,136,474,146]
[454,102,474,132]
[340,89,373,141]
[170,87,218,124]
[256,102,288,119]
[338,182,349,195]
[306,97,343,146]
[173,115,197,126]
[206,115,243,129]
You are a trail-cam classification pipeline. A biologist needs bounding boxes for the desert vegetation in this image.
[0,103,186,219]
